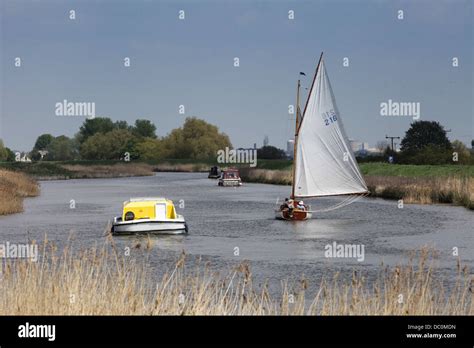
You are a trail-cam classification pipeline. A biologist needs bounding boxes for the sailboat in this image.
[276,53,368,221]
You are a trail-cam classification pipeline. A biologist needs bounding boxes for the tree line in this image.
[0,117,232,162]
[0,119,472,164]
[382,121,472,165]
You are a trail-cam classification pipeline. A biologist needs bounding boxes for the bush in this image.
[80,129,137,160]
[399,145,453,165]
[257,146,287,160]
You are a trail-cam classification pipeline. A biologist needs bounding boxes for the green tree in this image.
[33,134,54,150]
[134,138,164,161]
[399,121,452,164]
[114,120,129,130]
[0,139,11,161]
[80,129,136,160]
[162,117,232,159]
[31,134,55,160]
[400,121,451,152]
[132,119,157,138]
[257,145,287,159]
[451,140,471,164]
[77,117,115,143]
[44,136,78,161]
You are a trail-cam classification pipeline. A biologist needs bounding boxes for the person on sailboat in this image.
[287,199,295,217]
[297,200,306,211]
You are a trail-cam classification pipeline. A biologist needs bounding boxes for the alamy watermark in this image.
[0,242,38,262]
[380,99,420,120]
[324,241,365,262]
[217,147,257,167]
[55,99,96,119]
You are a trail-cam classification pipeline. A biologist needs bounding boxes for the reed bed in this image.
[240,168,292,186]
[0,169,39,215]
[0,238,471,315]
[152,162,209,173]
[366,175,474,209]
[240,168,474,209]
[60,163,154,179]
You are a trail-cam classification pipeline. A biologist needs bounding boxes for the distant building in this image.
[349,140,387,157]
[349,140,369,153]
[286,139,295,159]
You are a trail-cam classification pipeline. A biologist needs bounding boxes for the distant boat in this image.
[218,168,242,187]
[208,166,221,179]
[276,53,368,221]
[112,197,187,235]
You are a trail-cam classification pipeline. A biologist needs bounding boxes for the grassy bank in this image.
[240,163,474,210]
[0,159,291,179]
[0,241,471,315]
[2,160,472,209]
[360,163,474,177]
[366,176,473,208]
[0,169,39,215]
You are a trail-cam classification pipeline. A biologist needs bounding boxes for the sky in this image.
[1,0,472,151]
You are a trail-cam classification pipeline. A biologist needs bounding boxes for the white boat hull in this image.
[112,216,187,235]
[218,179,242,187]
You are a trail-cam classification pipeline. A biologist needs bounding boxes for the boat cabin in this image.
[122,197,177,221]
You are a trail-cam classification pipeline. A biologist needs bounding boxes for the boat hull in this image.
[275,209,312,221]
[218,179,242,187]
[112,217,187,235]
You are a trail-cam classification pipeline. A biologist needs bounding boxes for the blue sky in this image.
[1,0,472,151]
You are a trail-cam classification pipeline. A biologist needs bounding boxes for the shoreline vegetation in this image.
[0,240,471,315]
[0,160,473,212]
[239,164,474,210]
[0,169,40,215]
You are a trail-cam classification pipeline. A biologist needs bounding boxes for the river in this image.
[1,172,473,294]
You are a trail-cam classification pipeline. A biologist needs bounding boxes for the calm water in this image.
[1,172,473,293]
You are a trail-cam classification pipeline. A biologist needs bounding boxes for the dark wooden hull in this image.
[275,208,311,221]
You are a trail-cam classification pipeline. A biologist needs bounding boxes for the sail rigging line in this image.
[305,192,369,213]
[297,52,324,135]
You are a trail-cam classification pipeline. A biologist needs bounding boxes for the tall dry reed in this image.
[240,168,292,186]
[61,163,154,178]
[0,169,39,215]
[0,238,471,315]
[366,176,474,208]
[152,163,209,173]
[240,167,474,209]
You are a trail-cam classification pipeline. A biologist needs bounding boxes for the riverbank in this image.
[0,240,470,315]
[0,159,286,179]
[0,161,155,180]
[240,164,474,210]
[2,160,472,209]
[0,169,39,215]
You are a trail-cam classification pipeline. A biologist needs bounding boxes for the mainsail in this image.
[294,57,368,198]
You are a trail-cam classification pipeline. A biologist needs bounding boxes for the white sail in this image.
[294,58,368,198]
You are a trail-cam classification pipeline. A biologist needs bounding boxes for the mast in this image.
[290,79,301,199]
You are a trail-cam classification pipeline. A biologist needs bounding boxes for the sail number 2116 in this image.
[322,109,337,126]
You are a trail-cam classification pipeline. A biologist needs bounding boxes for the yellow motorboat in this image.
[112,197,187,235]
